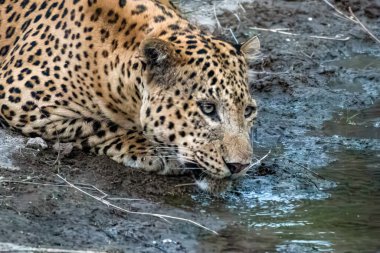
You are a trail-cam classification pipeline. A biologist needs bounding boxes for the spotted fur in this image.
[0,0,259,179]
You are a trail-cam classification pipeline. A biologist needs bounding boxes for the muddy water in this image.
[320,102,380,140]
[189,149,380,253]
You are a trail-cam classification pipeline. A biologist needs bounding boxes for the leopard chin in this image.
[190,168,232,194]
[195,178,232,194]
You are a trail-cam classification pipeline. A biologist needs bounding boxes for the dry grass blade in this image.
[56,174,218,235]
[321,0,349,18]
[249,27,350,41]
[235,149,272,178]
[229,28,239,44]
[322,0,380,44]
[348,7,380,44]
[309,35,350,41]
[213,3,222,29]
[247,149,272,170]
[285,158,332,182]
[0,179,102,192]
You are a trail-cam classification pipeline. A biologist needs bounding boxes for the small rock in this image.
[26,137,48,150]
[162,239,173,244]
[53,142,74,156]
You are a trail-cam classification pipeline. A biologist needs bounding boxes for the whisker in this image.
[144,155,197,164]
[245,149,272,171]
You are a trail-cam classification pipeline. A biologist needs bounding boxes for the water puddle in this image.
[188,149,380,252]
[325,54,380,99]
[328,54,380,70]
[319,101,380,139]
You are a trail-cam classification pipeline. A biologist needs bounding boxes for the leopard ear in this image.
[140,38,178,69]
[240,36,260,59]
[140,38,181,84]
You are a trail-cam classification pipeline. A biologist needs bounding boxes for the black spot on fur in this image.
[119,0,126,8]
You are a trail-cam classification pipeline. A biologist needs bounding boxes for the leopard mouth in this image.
[183,162,207,179]
[184,162,233,193]
[183,161,231,180]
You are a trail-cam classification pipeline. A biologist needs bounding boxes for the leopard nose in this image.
[226,163,249,174]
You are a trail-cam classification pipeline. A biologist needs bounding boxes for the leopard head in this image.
[139,34,260,179]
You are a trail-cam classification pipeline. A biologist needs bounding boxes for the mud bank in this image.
[1,0,380,252]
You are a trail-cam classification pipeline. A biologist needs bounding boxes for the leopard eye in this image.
[244,105,256,118]
[199,102,216,115]
[197,102,219,121]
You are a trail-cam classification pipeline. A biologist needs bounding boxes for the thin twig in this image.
[229,28,239,44]
[249,70,290,75]
[0,179,109,192]
[309,35,350,41]
[321,0,348,18]
[174,182,197,188]
[107,197,145,201]
[213,4,222,29]
[247,149,272,170]
[0,179,148,202]
[56,174,218,235]
[238,2,246,13]
[322,0,380,44]
[348,7,380,44]
[286,159,329,181]
[233,13,242,30]
[0,180,71,188]
[249,27,350,41]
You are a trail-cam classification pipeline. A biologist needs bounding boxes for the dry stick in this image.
[309,35,350,41]
[56,174,218,235]
[238,2,246,13]
[0,179,145,202]
[246,149,272,170]
[0,180,72,188]
[249,27,350,41]
[213,3,240,44]
[322,0,380,44]
[213,4,222,29]
[229,28,239,44]
[348,7,380,44]
[285,159,329,181]
[249,70,290,75]
[321,0,348,17]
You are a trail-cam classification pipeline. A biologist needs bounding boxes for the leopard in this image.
[0,0,260,190]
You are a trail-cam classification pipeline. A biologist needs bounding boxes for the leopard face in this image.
[140,36,260,179]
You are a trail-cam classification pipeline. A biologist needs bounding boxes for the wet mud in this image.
[1,0,379,252]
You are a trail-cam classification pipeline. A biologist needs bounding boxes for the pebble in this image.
[26,138,48,150]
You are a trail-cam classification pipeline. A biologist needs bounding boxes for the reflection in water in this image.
[321,102,380,140]
[328,54,380,70]
[277,240,333,252]
[194,150,380,253]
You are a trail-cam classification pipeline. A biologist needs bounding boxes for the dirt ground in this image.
[1,0,380,252]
